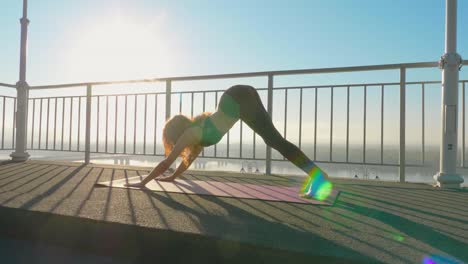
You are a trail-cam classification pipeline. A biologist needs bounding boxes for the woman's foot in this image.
[301,167,333,201]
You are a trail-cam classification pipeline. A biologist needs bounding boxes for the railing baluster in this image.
[314,88,318,160]
[266,75,274,175]
[31,99,35,149]
[114,96,118,154]
[462,82,465,167]
[12,98,17,149]
[422,84,426,165]
[39,99,43,149]
[69,97,73,151]
[381,85,384,164]
[124,96,127,154]
[400,67,406,182]
[61,98,65,150]
[54,98,57,150]
[239,91,242,159]
[165,81,171,122]
[346,86,350,163]
[106,96,109,153]
[78,96,81,151]
[96,96,100,152]
[363,85,367,163]
[284,89,288,140]
[179,93,182,114]
[165,81,173,169]
[227,129,230,158]
[203,92,206,157]
[330,87,334,162]
[2,97,5,149]
[240,120,243,159]
[46,98,50,149]
[299,88,303,149]
[85,85,92,164]
[214,92,218,158]
[144,94,147,155]
[190,92,194,118]
[153,94,158,155]
[133,95,137,154]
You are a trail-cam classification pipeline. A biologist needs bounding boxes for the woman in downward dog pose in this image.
[127,85,333,200]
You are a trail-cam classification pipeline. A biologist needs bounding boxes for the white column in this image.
[434,0,464,188]
[10,0,30,162]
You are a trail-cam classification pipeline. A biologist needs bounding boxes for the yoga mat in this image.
[96,176,340,205]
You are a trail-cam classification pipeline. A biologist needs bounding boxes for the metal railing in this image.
[2,60,468,181]
[0,83,17,150]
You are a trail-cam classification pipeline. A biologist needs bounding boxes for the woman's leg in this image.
[228,86,321,174]
[224,85,333,200]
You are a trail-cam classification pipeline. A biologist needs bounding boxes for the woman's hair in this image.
[162,113,211,165]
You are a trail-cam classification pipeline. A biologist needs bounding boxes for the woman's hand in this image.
[124,181,146,188]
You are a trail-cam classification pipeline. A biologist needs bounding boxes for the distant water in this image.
[1,148,466,187]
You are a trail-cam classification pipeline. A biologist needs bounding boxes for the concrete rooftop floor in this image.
[0,160,466,264]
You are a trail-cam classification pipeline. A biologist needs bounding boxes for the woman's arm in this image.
[156,146,203,182]
[125,127,199,187]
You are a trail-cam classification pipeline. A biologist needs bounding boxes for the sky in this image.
[0,0,467,84]
[0,0,468,150]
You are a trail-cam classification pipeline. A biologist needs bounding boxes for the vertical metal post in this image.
[153,94,158,155]
[114,96,118,153]
[96,97,99,152]
[363,86,367,163]
[298,88,303,149]
[346,86,350,163]
[381,85,385,164]
[69,98,73,150]
[53,98,57,150]
[166,81,172,122]
[214,92,218,157]
[2,97,6,149]
[61,98,65,150]
[78,97,81,151]
[38,99,42,149]
[435,0,464,187]
[12,98,17,149]
[124,96,127,153]
[400,67,406,183]
[462,82,465,167]
[265,75,273,175]
[84,85,92,164]
[106,96,109,152]
[314,88,318,160]
[46,98,50,149]
[143,94,147,155]
[330,87,334,162]
[11,0,30,161]
[422,84,426,165]
[133,95,137,154]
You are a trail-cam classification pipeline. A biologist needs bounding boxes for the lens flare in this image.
[422,255,461,264]
[301,166,333,201]
[392,234,405,242]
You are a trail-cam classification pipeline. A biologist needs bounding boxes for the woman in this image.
[127,85,333,200]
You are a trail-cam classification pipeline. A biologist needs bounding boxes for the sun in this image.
[63,14,173,81]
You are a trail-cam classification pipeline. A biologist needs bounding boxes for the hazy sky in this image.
[1,0,468,149]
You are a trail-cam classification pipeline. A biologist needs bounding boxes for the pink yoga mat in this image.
[96,176,339,205]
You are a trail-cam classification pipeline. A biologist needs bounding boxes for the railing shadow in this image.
[0,165,61,193]
[335,197,467,262]
[2,162,467,263]
[140,185,378,263]
[344,185,468,225]
[19,164,87,209]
